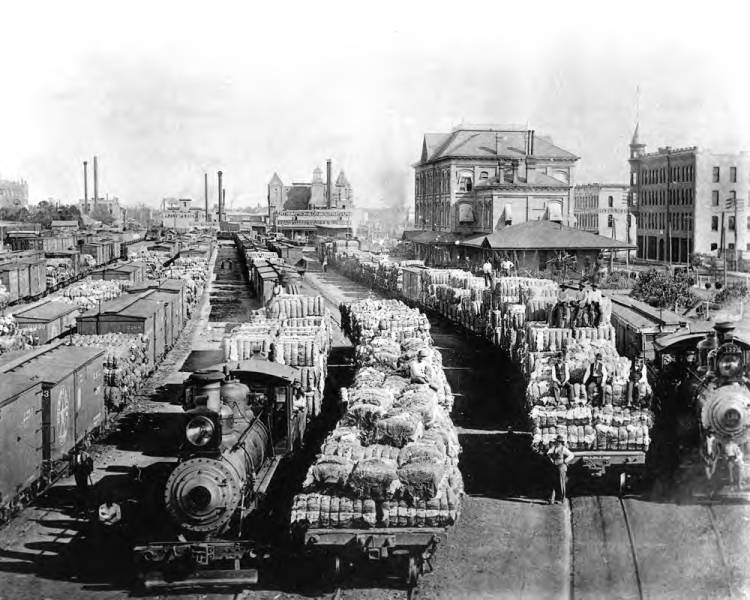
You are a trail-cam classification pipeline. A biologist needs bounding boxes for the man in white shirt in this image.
[409,348,438,391]
[724,440,744,491]
[482,260,494,287]
[547,436,575,503]
[501,258,514,277]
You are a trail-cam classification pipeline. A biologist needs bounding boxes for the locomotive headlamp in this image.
[186,415,215,447]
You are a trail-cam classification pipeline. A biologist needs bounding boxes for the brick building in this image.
[267,162,353,240]
[573,183,635,248]
[413,126,578,234]
[628,125,750,262]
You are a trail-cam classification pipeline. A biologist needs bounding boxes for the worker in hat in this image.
[700,429,720,498]
[551,351,573,405]
[409,348,438,391]
[546,436,574,504]
[583,353,608,406]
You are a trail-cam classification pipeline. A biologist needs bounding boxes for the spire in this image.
[269,172,283,186]
[631,122,640,146]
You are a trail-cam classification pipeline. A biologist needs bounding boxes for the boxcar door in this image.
[74,358,104,444]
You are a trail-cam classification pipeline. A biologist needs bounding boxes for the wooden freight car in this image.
[76,293,168,367]
[13,300,79,344]
[0,375,44,521]
[0,342,105,480]
[0,257,48,303]
[91,261,146,284]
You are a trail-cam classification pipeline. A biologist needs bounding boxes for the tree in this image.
[631,268,697,309]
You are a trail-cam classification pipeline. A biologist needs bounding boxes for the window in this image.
[711,243,718,251]
[713,166,720,182]
[730,167,737,183]
[729,190,736,206]
[479,171,489,181]
[729,243,735,250]
[712,190,719,206]
[607,195,614,208]
[747,243,750,252]
[712,216,719,231]
[747,215,750,230]
[729,216,736,230]
[608,214,614,227]
[457,170,473,192]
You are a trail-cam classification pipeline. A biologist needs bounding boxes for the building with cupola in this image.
[627,123,750,263]
[267,160,354,240]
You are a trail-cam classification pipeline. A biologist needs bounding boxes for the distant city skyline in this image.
[0,1,747,211]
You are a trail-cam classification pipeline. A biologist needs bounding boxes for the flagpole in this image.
[721,211,727,288]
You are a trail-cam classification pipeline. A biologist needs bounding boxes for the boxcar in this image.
[0,343,105,466]
[13,300,79,344]
[81,243,106,265]
[157,279,186,326]
[76,293,163,367]
[0,375,44,518]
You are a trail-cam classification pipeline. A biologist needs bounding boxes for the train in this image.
[666,321,750,491]
[134,361,305,588]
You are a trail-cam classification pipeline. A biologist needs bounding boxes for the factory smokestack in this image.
[204,173,208,222]
[217,171,223,223]
[93,156,99,208]
[83,161,89,214]
[223,189,227,220]
[326,159,332,209]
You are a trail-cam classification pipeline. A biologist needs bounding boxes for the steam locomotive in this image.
[134,357,306,589]
[673,321,750,491]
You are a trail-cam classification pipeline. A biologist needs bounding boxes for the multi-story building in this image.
[628,125,750,262]
[160,198,201,232]
[0,179,28,209]
[267,162,354,240]
[268,163,354,213]
[573,183,635,247]
[413,125,579,234]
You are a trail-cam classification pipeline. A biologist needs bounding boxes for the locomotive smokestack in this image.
[83,161,89,214]
[217,170,223,223]
[204,172,208,222]
[326,159,332,209]
[93,155,98,208]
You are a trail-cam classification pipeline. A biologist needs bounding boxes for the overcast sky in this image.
[0,0,748,210]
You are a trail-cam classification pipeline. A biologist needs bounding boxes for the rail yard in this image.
[0,233,746,600]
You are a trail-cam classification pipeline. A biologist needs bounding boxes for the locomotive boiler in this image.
[688,321,750,489]
[134,358,306,589]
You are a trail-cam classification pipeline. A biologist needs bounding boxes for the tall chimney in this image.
[83,161,89,214]
[217,171,223,222]
[326,159,332,209]
[93,155,99,208]
[223,188,227,221]
[204,173,208,222]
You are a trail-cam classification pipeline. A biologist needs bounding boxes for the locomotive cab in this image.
[134,358,306,590]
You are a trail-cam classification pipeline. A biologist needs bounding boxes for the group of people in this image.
[480,258,515,287]
[69,449,126,550]
[549,282,605,329]
[701,431,744,494]
[549,349,648,407]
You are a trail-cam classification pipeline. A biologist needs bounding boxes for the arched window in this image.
[458,170,473,192]
[607,195,614,208]
[479,171,489,181]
